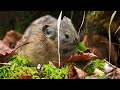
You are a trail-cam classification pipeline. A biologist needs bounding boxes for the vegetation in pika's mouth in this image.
[76,42,87,51]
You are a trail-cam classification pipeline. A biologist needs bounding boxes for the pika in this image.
[16,15,79,66]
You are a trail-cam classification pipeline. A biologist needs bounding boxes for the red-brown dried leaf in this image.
[18,76,33,79]
[0,40,18,63]
[0,51,17,63]
[74,66,87,79]
[0,40,12,55]
[69,65,87,79]
[2,30,22,48]
[0,38,29,63]
[59,51,98,67]
[69,66,77,79]
[114,68,120,79]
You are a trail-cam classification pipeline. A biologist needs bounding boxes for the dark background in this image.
[0,11,84,39]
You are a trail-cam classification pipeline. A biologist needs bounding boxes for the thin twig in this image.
[82,61,93,70]
[13,42,30,52]
[0,62,11,66]
[103,59,117,69]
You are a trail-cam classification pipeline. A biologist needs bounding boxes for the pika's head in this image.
[32,15,79,60]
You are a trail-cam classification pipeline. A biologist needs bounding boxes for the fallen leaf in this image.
[53,49,98,68]
[104,63,114,73]
[113,68,120,79]
[18,76,33,79]
[2,30,22,48]
[74,66,87,79]
[116,68,120,76]
[0,41,30,63]
[0,51,17,63]
[69,65,87,79]
[69,66,77,79]
[0,40,12,55]
[0,40,17,63]
[60,51,98,67]
[93,68,105,77]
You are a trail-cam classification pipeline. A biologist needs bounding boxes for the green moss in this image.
[0,55,107,79]
[84,59,105,75]
[0,55,40,79]
[42,64,69,79]
[9,55,31,67]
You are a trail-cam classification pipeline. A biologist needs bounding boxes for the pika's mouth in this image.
[60,41,77,53]
[60,45,76,60]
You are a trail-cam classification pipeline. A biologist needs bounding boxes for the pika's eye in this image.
[65,34,69,39]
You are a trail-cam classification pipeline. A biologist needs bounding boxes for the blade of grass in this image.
[57,11,62,68]
[108,11,117,62]
[78,11,85,37]
[70,11,73,23]
[115,25,120,34]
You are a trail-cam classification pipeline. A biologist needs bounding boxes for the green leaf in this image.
[76,42,87,51]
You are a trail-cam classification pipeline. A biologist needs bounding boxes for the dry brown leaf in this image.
[69,66,77,79]
[115,68,120,77]
[18,76,33,79]
[59,51,98,67]
[74,66,87,79]
[69,65,87,79]
[53,50,98,68]
[0,40,12,55]
[0,40,30,63]
[0,51,17,63]
[0,40,17,63]
[2,30,22,48]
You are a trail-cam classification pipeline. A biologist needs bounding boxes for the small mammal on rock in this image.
[16,15,79,66]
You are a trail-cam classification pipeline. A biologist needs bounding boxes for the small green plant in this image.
[0,66,11,78]
[42,64,69,79]
[0,55,40,79]
[9,55,31,67]
[84,59,105,75]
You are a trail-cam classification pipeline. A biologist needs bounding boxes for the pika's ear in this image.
[62,16,76,30]
[42,25,55,38]
[62,16,72,23]
[62,16,74,27]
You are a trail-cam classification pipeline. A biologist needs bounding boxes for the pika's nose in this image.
[73,37,79,44]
